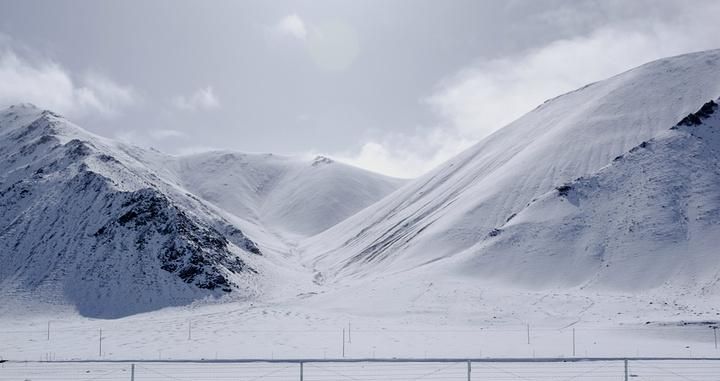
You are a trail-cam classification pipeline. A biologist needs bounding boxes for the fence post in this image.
[527,324,530,345]
[624,359,628,381]
[300,361,303,381]
[130,363,135,381]
[467,360,471,381]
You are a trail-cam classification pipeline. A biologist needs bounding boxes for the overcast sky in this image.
[2,0,720,178]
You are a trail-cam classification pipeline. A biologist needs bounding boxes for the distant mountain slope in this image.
[0,105,264,318]
[0,104,403,317]
[173,152,404,237]
[452,99,720,291]
[303,49,720,280]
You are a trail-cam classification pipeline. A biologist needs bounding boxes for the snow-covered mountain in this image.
[302,49,720,284]
[173,151,404,237]
[5,48,720,322]
[0,104,402,317]
[0,105,268,317]
[450,99,720,292]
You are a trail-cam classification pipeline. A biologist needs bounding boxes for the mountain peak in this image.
[312,155,334,166]
[0,109,264,318]
[304,48,720,281]
[464,96,720,290]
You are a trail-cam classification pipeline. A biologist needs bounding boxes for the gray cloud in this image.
[335,0,720,177]
[428,2,720,141]
[0,46,135,117]
[171,87,220,111]
[149,129,188,140]
[1,1,719,178]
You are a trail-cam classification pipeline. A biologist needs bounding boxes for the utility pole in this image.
[572,328,576,357]
[526,324,530,345]
[348,322,352,343]
[299,362,303,381]
[342,328,346,358]
[188,320,192,341]
[130,363,135,381]
[47,321,50,341]
[624,359,628,381]
[98,329,103,358]
[714,327,718,349]
[467,360,471,381]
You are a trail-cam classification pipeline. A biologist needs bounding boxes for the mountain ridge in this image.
[447,99,720,291]
[5,49,720,318]
[0,104,402,317]
[301,48,720,282]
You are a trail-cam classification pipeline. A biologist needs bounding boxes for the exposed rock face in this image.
[96,187,256,292]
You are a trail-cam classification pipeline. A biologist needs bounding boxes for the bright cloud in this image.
[328,129,474,179]
[0,48,135,117]
[427,4,720,141]
[342,2,720,178]
[274,15,359,72]
[171,87,220,111]
[276,14,307,40]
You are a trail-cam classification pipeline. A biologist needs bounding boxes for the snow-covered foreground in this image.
[2,274,720,362]
[7,285,719,379]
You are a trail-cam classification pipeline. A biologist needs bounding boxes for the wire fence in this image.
[1,322,717,360]
[2,358,720,380]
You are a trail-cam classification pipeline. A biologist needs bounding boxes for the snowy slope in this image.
[0,104,403,318]
[452,99,720,291]
[173,152,404,237]
[0,105,265,318]
[303,49,720,280]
